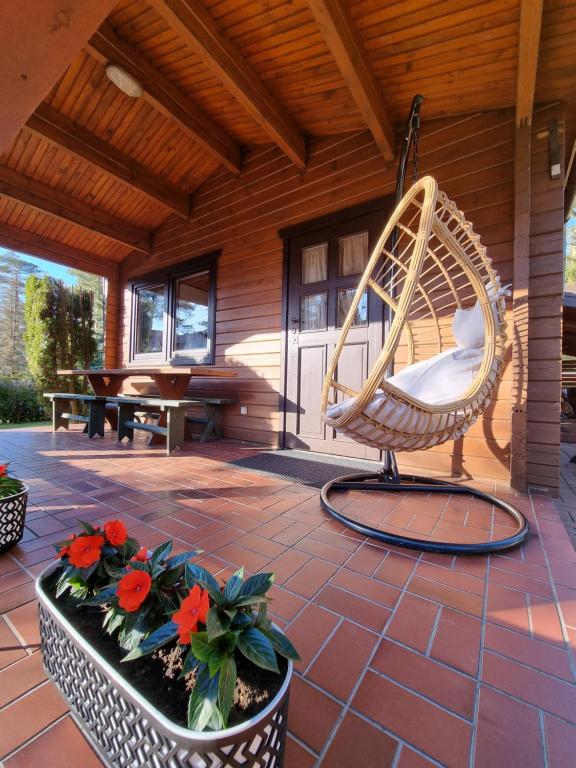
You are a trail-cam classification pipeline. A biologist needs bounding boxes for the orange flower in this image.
[117,570,152,612]
[131,547,149,563]
[104,520,128,547]
[173,585,210,644]
[68,535,104,568]
[0,464,8,477]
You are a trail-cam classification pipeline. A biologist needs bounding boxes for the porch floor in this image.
[1,427,576,767]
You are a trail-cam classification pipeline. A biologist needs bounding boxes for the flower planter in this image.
[36,563,292,768]
[0,485,28,554]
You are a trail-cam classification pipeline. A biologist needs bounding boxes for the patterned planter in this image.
[0,485,28,554]
[36,563,292,768]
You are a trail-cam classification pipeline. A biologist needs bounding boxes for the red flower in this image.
[173,585,210,644]
[117,570,152,612]
[131,547,149,563]
[104,520,127,547]
[0,464,8,478]
[68,535,104,568]
[56,534,76,560]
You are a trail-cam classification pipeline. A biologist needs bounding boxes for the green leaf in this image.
[231,612,252,630]
[257,601,270,628]
[231,595,269,609]
[102,561,126,579]
[84,584,118,606]
[181,649,199,678]
[237,572,274,599]
[151,540,173,566]
[125,560,149,572]
[190,631,212,664]
[78,520,97,535]
[261,626,300,661]
[122,620,178,661]
[165,550,200,570]
[185,563,222,604]
[206,606,231,642]
[237,628,279,673]
[218,655,236,727]
[208,647,227,677]
[222,567,244,604]
[187,666,221,731]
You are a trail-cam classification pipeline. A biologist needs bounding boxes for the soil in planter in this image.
[42,574,287,729]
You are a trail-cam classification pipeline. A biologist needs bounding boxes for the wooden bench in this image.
[184,398,236,442]
[107,396,190,454]
[44,393,108,438]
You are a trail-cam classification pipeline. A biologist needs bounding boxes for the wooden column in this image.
[104,268,121,369]
[510,124,531,492]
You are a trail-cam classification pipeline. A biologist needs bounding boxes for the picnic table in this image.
[57,366,237,399]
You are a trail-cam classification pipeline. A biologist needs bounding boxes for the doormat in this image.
[229,449,382,489]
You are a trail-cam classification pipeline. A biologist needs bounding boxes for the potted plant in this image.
[36,522,298,768]
[0,463,28,553]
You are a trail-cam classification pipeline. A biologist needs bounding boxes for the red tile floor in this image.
[1,426,576,767]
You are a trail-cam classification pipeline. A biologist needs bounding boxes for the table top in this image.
[57,367,237,378]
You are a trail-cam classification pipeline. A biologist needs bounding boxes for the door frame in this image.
[277,195,393,450]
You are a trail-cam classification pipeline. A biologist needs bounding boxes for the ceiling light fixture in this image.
[105,64,143,98]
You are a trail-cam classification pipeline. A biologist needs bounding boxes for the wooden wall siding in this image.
[0,197,132,262]
[119,107,529,483]
[526,103,564,493]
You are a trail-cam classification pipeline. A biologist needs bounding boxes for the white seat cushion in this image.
[325,347,484,448]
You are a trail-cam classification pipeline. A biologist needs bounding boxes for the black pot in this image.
[0,485,28,554]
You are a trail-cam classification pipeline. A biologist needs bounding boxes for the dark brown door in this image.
[284,209,388,458]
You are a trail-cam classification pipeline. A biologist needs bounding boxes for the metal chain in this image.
[411,121,420,183]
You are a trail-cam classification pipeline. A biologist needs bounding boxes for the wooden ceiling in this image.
[0,0,574,275]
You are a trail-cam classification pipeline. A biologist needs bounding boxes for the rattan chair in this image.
[320,175,529,554]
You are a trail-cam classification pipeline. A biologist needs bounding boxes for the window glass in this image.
[174,272,210,353]
[301,292,327,331]
[337,288,368,327]
[338,231,369,276]
[302,243,328,284]
[135,285,165,354]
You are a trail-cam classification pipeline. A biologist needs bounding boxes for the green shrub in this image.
[0,378,48,423]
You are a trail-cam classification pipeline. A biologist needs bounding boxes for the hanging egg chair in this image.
[319,101,529,555]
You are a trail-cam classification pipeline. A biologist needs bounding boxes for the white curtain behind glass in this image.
[302,243,328,284]
[339,232,368,276]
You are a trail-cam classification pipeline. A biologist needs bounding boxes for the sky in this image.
[0,246,77,284]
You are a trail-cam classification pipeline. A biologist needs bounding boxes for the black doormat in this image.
[229,449,382,489]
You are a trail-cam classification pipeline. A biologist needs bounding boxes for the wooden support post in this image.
[510,123,531,492]
[166,407,185,453]
[104,271,121,369]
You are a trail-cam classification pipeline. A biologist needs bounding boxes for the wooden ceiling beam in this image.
[27,103,190,219]
[0,0,119,154]
[0,165,151,254]
[307,0,395,162]
[150,0,306,168]
[87,22,242,174]
[515,0,544,127]
[0,221,118,278]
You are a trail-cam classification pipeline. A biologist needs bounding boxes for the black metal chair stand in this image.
[320,452,530,555]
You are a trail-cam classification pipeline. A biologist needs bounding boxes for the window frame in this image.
[129,251,219,366]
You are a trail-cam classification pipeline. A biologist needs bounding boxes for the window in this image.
[129,253,218,365]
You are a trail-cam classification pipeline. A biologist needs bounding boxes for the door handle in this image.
[290,317,301,324]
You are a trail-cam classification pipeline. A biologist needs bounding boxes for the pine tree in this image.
[0,250,38,378]
[67,269,106,366]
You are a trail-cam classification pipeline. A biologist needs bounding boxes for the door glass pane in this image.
[338,231,369,276]
[338,288,368,327]
[302,243,328,284]
[174,271,210,353]
[135,284,165,354]
[301,292,327,331]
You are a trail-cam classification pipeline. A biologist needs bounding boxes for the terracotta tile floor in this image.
[1,426,576,767]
